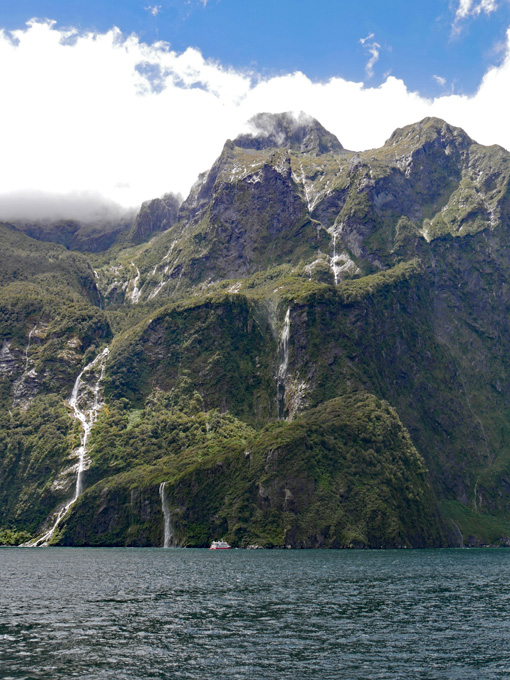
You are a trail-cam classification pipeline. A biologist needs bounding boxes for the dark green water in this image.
[1,548,510,679]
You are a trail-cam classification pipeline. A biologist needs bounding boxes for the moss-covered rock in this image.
[56,394,447,548]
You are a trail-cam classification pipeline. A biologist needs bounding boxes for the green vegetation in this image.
[3,114,510,548]
[0,528,32,546]
[58,393,446,548]
[440,500,510,546]
[0,395,75,532]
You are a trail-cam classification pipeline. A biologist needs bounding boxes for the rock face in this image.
[94,114,510,308]
[130,193,181,244]
[0,341,19,377]
[3,112,510,548]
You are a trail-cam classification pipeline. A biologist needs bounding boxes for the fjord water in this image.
[1,549,510,679]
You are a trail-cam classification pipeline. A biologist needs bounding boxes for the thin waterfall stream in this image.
[276,308,291,420]
[159,482,174,548]
[12,324,39,402]
[331,232,339,285]
[130,261,142,304]
[25,346,110,546]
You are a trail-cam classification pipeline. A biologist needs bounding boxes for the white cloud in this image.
[359,32,381,79]
[456,0,498,19]
[433,74,447,87]
[0,20,510,222]
[145,5,162,17]
[0,189,136,224]
[453,0,499,32]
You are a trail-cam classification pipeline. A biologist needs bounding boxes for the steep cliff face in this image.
[58,395,447,549]
[93,115,510,309]
[105,294,277,424]
[3,113,510,548]
[94,114,345,305]
[129,193,181,244]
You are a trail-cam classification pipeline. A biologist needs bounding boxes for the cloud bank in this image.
[1,20,510,222]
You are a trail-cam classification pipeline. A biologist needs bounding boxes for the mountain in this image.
[2,113,510,549]
[8,213,137,253]
[128,193,181,245]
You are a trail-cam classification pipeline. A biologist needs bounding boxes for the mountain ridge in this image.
[2,112,510,548]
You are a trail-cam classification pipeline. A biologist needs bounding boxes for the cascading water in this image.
[276,308,291,420]
[24,325,37,369]
[70,347,110,499]
[159,482,174,548]
[331,232,339,285]
[25,346,110,547]
[329,226,360,284]
[12,324,38,403]
[130,261,142,304]
[148,241,179,300]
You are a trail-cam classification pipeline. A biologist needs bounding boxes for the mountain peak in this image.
[385,117,473,151]
[234,112,344,155]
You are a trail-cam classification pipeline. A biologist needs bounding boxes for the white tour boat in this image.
[209,539,231,550]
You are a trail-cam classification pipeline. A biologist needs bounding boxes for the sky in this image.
[0,0,510,222]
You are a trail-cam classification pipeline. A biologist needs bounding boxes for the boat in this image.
[210,539,231,550]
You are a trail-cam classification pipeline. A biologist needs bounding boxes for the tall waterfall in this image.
[276,308,291,420]
[159,482,174,548]
[70,347,110,500]
[26,346,110,547]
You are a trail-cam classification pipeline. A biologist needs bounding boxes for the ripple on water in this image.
[1,548,510,679]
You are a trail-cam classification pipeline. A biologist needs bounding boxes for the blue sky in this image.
[0,0,509,218]
[2,0,510,95]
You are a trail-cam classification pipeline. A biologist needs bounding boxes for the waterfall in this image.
[276,308,291,420]
[149,241,180,300]
[70,346,110,500]
[332,233,339,285]
[330,231,344,285]
[130,262,142,304]
[24,325,37,369]
[451,520,464,548]
[25,346,109,547]
[12,324,38,403]
[159,482,174,548]
[329,227,360,284]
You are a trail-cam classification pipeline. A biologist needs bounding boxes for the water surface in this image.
[1,548,509,679]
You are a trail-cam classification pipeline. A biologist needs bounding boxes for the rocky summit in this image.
[2,112,510,549]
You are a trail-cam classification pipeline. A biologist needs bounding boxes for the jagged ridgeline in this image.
[2,112,510,548]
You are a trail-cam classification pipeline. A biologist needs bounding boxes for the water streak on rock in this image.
[25,346,110,547]
[159,482,174,548]
[276,308,291,420]
[12,324,39,404]
[130,261,142,304]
